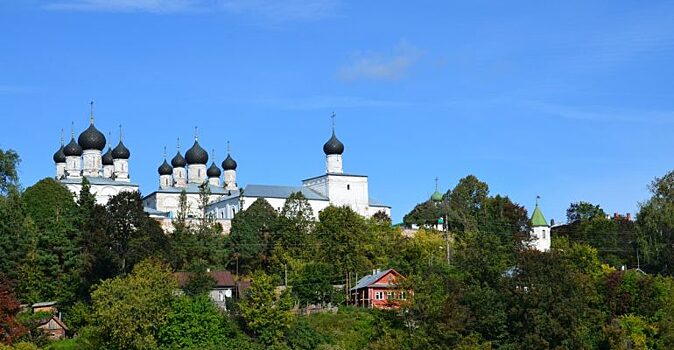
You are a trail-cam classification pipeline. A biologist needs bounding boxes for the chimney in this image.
[626,213,632,221]
[550,219,555,226]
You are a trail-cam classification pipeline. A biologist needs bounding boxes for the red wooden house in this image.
[350,269,410,309]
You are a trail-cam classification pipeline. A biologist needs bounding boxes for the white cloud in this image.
[44,0,339,20]
[337,40,423,82]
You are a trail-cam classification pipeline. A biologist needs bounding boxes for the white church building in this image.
[53,104,139,204]
[141,123,390,232]
[52,106,390,232]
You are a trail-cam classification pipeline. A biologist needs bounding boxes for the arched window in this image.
[347,184,351,190]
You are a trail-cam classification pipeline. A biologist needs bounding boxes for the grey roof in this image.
[144,183,236,198]
[78,124,106,151]
[60,176,139,187]
[351,269,397,291]
[144,207,169,217]
[369,197,389,208]
[32,301,57,308]
[302,173,368,182]
[243,184,328,201]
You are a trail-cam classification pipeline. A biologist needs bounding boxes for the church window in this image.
[543,230,546,239]
[347,184,351,190]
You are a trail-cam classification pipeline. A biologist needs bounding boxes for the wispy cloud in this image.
[336,40,423,82]
[44,0,339,20]
[520,100,674,125]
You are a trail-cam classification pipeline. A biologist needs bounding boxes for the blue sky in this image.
[2,0,674,223]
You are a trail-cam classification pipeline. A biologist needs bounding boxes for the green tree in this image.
[637,171,674,275]
[0,190,30,283]
[227,199,278,274]
[314,205,373,276]
[88,259,177,350]
[238,271,294,346]
[106,191,169,274]
[157,295,228,349]
[292,262,337,307]
[21,178,85,304]
[567,201,607,223]
[0,149,20,195]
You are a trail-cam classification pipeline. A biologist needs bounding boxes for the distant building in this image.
[31,302,67,340]
[52,103,139,205]
[529,199,551,252]
[350,269,410,309]
[144,120,390,233]
[174,270,250,310]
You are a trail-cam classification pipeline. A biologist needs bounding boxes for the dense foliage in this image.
[4,147,674,349]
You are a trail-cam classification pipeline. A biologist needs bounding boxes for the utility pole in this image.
[443,214,451,264]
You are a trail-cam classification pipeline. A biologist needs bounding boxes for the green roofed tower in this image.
[531,204,548,227]
[431,177,443,202]
[529,196,551,252]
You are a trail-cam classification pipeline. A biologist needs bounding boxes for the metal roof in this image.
[144,184,235,199]
[351,269,397,291]
[243,184,328,201]
[60,176,139,187]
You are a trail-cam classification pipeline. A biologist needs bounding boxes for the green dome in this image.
[431,190,443,202]
[531,204,548,227]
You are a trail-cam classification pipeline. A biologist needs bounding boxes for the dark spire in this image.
[185,127,208,164]
[222,141,237,170]
[158,146,173,175]
[171,137,187,167]
[111,124,130,159]
[78,101,106,150]
[323,113,344,155]
[53,129,66,163]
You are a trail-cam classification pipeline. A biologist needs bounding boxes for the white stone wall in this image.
[160,175,173,189]
[66,156,81,179]
[82,150,102,177]
[326,154,343,174]
[144,191,225,219]
[173,167,187,187]
[114,159,129,182]
[188,164,207,184]
[103,164,114,178]
[64,183,138,205]
[224,170,237,190]
[530,226,551,252]
[208,177,220,187]
[56,163,66,180]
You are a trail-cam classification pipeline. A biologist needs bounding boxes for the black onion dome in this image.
[112,141,130,159]
[171,151,187,167]
[53,145,66,163]
[64,137,83,156]
[323,131,344,155]
[185,141,208,164]
[78,124,106,151]
[102,147,114,165]
[222,154,237,171]
[158,159,173,175]
[207,162,221,178]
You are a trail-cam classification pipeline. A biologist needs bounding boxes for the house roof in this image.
[174,271,237,288]
[351,269,402,291]
[32,301,57,308]
[143,184,236,198]
[60,176,139,187]
[243,184,328,201]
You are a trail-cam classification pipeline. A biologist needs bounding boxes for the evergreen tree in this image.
[227,198,278,274]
